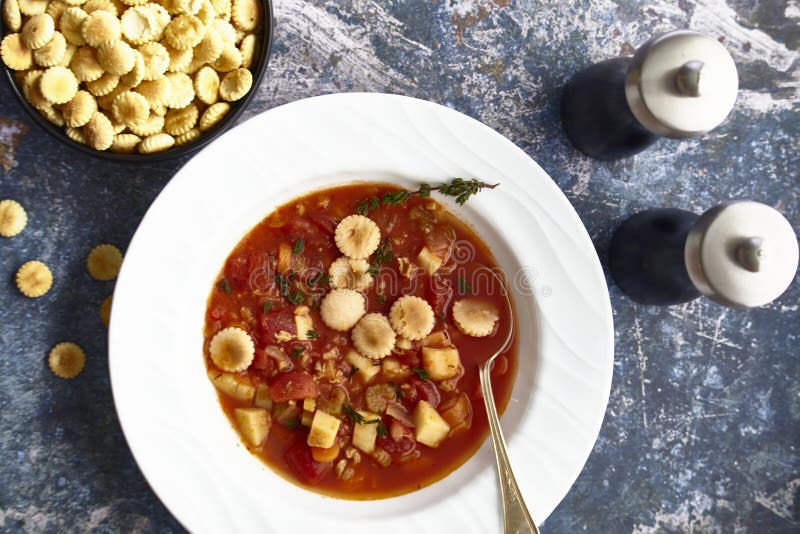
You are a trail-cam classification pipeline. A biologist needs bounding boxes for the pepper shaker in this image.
[609,201,798,307]
[561,30,739,160]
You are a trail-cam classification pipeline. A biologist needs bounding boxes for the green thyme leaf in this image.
[275,273,290,296]
[309,273,330,286]
[457,277,472,295]
[412,367,429,380]
[263,301,273,314]
[287,291,305,305]
[284,418,300,429]
[368,238,394,275]
[355,179,497,215]
[290,346,305,359]
[381,190,411,205]
[306,330,319,340]
[292,239,305,255]
[389,381,403,400]
[437,178,498,205]
[343,404,365,424]
[217,278,231,295]
[348,366,359,381]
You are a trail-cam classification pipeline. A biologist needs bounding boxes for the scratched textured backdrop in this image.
[1,0,798,531]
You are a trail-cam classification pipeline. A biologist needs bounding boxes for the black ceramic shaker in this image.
[561,30,739,160]
[610,201,799,307]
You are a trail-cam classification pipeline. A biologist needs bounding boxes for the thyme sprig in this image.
[357,178,498,215]
[367,238,394,276]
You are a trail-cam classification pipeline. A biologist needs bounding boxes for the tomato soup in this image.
[203,183,517,499]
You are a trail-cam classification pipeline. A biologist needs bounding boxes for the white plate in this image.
[109,93,614,533]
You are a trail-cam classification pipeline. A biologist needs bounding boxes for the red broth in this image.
[203,183,517,499]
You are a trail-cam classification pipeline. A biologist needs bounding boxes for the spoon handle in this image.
[479,363,539,534]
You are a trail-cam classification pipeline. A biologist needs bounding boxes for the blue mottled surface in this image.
[1,0,798,531]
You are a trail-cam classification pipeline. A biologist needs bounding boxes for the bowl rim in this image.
[0,0,274,162]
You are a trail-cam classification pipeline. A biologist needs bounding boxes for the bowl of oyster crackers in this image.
[0,0,272,159]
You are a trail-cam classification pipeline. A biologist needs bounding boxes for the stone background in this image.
[1,0,798,531]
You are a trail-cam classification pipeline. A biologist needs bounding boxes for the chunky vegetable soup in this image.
[203,183,517,499]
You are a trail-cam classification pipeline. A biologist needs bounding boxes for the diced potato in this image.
[277,242,292,273]
[303,398,316,412]
[381,357,411,381]
[208,371,255,403]
[307,410,341,448]
[421,331,451,348]
[345,349,380,383]
[294,306,314,341]
[234,408,271,446]
[301,410,314,427]
[413,400,451,448]
[352,410,379,454]
[417,246,442,275]
[254,383,273,410]
[422,347,461,381]
[396,337,413,350]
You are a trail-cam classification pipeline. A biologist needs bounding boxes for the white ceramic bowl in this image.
[109,93,614,533]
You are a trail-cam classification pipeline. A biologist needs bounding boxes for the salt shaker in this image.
[561,30,739,160]
[609,201,799,307]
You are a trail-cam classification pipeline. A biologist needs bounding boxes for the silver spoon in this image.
[478,274,538,534]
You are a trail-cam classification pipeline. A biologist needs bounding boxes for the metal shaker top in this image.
[625,30,739,138]
[685,201,799,307]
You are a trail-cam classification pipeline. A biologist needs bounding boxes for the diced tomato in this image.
[285,441,333,485]
[284,217,336,251]
[309,214,338,235]
[247,252,273,293]
[226,252,271,291]
[225,255,250,288]
[427,276,453,318]
[252,348,273,372]
[411,376,441,408]
[260,309,296,344]
[269,370,319,402]
[209,304,226,320]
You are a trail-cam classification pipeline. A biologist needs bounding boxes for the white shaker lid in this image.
[685,201,799,307]
[625,30,739,138]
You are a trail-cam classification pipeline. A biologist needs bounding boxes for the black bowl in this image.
[0,0,274,162]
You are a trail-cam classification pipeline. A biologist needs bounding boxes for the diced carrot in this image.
[311,443,340,463]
